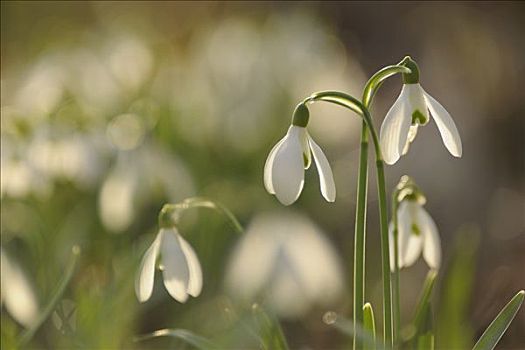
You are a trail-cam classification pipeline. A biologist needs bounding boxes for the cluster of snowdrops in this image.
[134,56,523,349]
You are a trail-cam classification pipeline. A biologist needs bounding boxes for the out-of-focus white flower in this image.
[14,58,65,118]
[225,212,344,318]
[0,248,39,327]
[107,37,153,92]
[99,167,137,233]
[264,124,335,205]
[380,58,462,165]
[389,200,441,271]
[135,228,202,303]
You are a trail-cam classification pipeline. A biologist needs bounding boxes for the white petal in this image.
[406,84,429,124]
[271,126,305,205]
[388,222,401,272]
[263,138,286,194]
[308,136,336,202]
[402,125,419,156]
[397,201,423,268]
[418,207,442,269]
[423,90,462,157]
[160,228,190,303]
[380,86,411,164]
[1,249,39,327]
[135,233,161,303]
[178,235,203,297]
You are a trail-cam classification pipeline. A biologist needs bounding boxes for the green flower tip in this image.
[158,204,178,228]
[399,56,420,84]
[396,175,426,204]
[291,103,309,127]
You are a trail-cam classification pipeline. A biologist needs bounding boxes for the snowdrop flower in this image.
[389,182,441,271]
[225,211,344,318]
[264,104,336,205]
[380,56,462,165]
[1,248,39,327]
[135,225,202,303]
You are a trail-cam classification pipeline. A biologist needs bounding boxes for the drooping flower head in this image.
[264,103,336,205]
[135,205,202,303]
[225,211,344,318]
[380,56,462,165]
[389,176,441,271]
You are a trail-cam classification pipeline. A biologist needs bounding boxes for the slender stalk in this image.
[353,122,369,350]
[376,160,393,346]
[392,197,401,346]
[305,82,404,347]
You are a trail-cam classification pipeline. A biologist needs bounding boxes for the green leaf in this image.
[412,269,437,333]
[251,304,289,350]
[19,246,81,347]
[363,303,376,350]
[134,328,218,349]
[436,228,479,349]
[416,302,434,350]
[323,311,387,350]
[417,333,434,350]
[472,290,525,350]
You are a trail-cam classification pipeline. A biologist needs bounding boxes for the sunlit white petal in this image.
[397,201,423,268]
[135,233,161,302]
[178,235,203,297]
[264,138,286,194]
[0,249,39,327]
[308,136,336,202]
[380,86,411,164]
[160,228,190,303]
[388,223,400,272]
[418,207,442,269]
[402,125,419,156]
[271,126,305,205]
[423,91,462,157]
[406,84,429,123]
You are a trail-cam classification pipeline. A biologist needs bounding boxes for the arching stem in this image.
[304,91,393,347]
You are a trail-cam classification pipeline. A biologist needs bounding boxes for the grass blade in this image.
[134,328,218,349]
[416,302,434,350]
[363,303,376,350]
[472,290,524,350]
[18,246,81,346]
[251,304,289,350]
[323,311,388,350]
[436,228,479,349]
[412,269,437,332]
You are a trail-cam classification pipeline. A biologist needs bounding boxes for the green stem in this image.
[392,197,401,347]
[305,64,408,346]
[353,122,369,350]
[376,160,393,346]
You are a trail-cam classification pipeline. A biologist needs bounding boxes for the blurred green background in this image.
[1,1,524,349]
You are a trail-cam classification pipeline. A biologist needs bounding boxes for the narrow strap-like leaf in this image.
[472,290,524,350]
[323,311,388,350]
[251,304,290,350]
[416,302,434,350]
[412,269,437,331]
[363,303,377,350]
[19,246,81,346]
[134,328,218,349]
